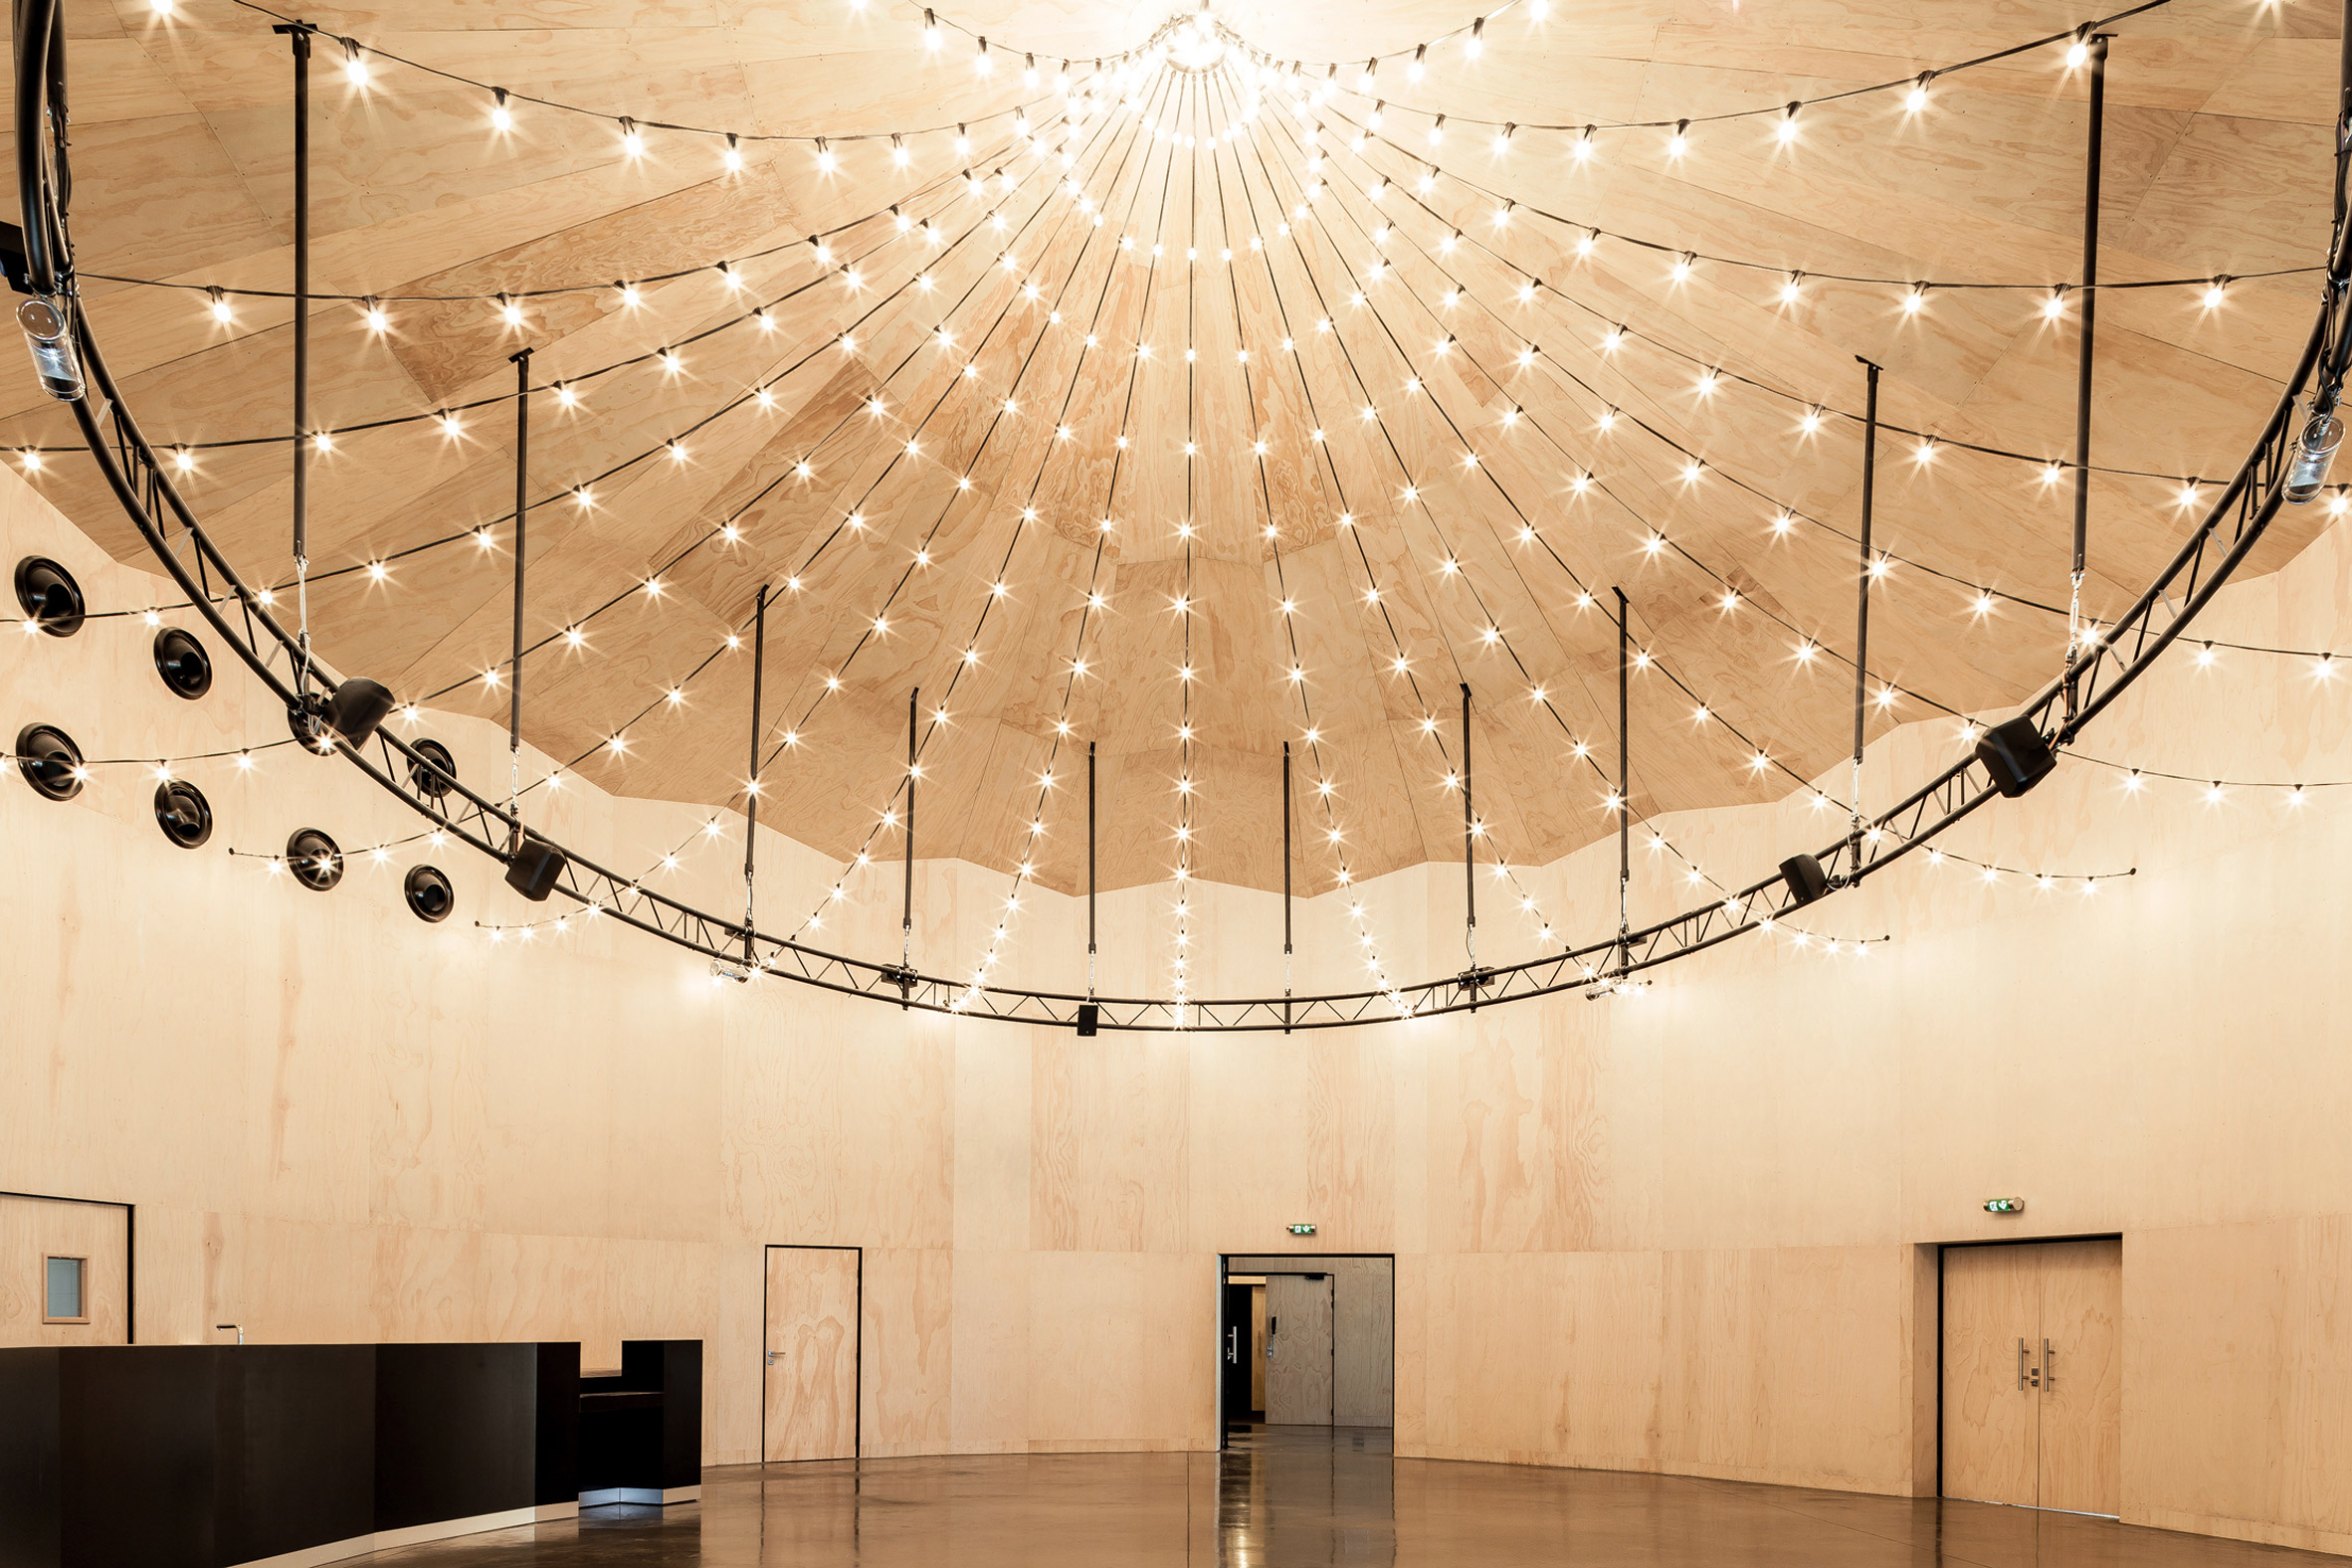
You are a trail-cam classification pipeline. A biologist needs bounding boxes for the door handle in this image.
[765,1350,778,1366]
[1227,1326,1237,1365]
[2043,1338,2054,1389]
[2017,1338,2041,1390]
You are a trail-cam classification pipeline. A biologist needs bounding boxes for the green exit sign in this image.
[1286,1223,1316,1236]
[1983,1197,2026,1214]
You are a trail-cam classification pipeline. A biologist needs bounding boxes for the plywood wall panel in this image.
[11,467,2352,1550]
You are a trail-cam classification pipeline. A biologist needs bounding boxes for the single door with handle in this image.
[764,1246,860,1462]
[1263,1273,1335,1425]
[1940,1238,2121,1515]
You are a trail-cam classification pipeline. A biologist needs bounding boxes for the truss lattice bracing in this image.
[16,0,2352,1029]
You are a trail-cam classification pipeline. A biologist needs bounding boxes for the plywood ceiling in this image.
[6,0,2339,895]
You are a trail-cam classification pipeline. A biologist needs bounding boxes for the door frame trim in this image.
[759,1243,863,1465]
[1932,1232,2123,1505]
[1216,1252,1395,1447]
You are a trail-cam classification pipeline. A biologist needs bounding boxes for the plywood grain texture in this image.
[764,1246,860,1462]
[2040,1239,2124,1517]
[9,443,2352,1553]
[0,1195,128,1345]
[4,0,2339,905]
[1943,1244,2043,1508]
[1264,1273,1334,1425]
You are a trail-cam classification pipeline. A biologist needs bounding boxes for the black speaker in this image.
[14,722,83,800]
[152,627,213,698]
[1075,1002,1099,1037]
[153,779,213,848]
[1779,852,1830,906]
[504,836,568,901]
[287,828,344,890]
[407,738,457,799]
[404,864,455,922]
[324,677,397,747]
[1974,715,2056,798]
[13,555,84,636]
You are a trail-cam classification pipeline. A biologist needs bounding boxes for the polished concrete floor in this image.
[371,1425,2340,1566]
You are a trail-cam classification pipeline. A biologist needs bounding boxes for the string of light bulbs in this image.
[216,0,1121,147]
[1289,90,2289,644]
[357,92,1139,717]
[1205,68,1571,947]
[1235,76,1862,840]
[1264,98,1972,723]
[1306,88,2279,485]
[474,61,1185,953]
[1225,0,2172,133]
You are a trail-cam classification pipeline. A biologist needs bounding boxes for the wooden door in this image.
[2038,1239,2123,1515]
[1941,1240,2123,1515]
[1942,1244,2042,1506]
[764,1248,859,1462]
[0,1195,127,1346]
[1264,1274,1333,1425]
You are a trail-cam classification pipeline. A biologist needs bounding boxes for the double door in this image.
[1942,1238,2121,1515]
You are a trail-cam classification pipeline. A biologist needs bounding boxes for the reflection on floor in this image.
[365,1424,2342,1566]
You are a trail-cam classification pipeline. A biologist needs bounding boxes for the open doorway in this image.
[1219,1255,1393,1445]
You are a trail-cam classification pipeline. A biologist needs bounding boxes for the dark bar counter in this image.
[0,1338,699,1568]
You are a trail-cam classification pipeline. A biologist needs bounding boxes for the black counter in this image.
[0,1339,698,1568]
[580,1339,702,1505]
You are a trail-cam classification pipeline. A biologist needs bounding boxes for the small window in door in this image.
[43,1256,87,1324]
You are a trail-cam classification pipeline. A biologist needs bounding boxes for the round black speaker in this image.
[153,779,213,848]
[407,738,457,799]
[286,827,343,890]
[152,627,213,699]
[403,864,455,922]
[13,556,85,637]
[13,722,84,800]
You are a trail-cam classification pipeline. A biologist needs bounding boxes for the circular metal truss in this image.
[15,0,2352,1030]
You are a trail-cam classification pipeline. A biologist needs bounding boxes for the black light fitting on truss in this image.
[13,0,2352,1029]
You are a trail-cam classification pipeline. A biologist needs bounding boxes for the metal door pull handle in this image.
[2043,1337,2054,1389]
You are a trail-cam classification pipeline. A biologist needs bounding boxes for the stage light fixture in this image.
[152,627,212,698]
[153,779,213,848]
[404,864,455,922]
[504,835,568,901]
[16,294,84,400]
[13,555,85,636]
[1778,852,1830,906]
[287,828,345,891]
[14,722,85,800]
[1973,714,2057,797]
[323,677,396,746]
[1076,1002,1100,1036]
[2285,399,2344,502]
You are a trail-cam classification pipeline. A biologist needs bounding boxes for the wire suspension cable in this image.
[24,22,2352,1029]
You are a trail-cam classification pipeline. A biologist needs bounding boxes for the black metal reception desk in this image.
[0,1338,700,1568]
